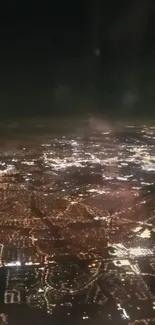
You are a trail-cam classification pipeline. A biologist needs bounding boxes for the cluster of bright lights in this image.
[117,303,130,320]
[0,314,8,325]
[111,244,154,258]
[6,261,21,267]
[5,261,40,267]
[129,317,155,325]
[0,165,19,176]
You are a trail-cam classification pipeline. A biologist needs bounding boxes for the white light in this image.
[25,262,33,265]
[114,260,131,267]
[133,227,142,233]
[138,229,151,239]
[6,261,21,267]
[82,316,89,320]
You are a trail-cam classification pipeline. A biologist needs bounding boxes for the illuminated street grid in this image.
[0,121,155,324]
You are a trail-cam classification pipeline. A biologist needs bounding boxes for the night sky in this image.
[0,0,155,118]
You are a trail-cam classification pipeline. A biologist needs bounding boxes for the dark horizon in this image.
[0,0,155,118]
